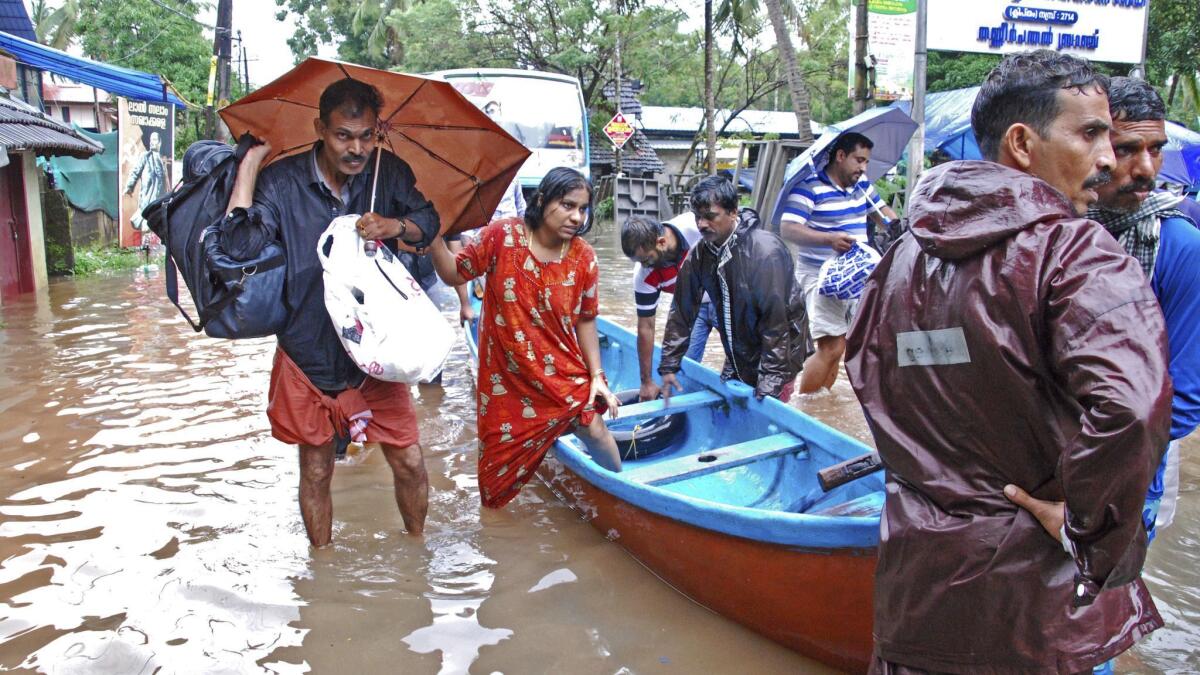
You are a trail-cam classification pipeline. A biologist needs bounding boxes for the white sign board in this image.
[848,0,918,101]
[926,0,1149,65]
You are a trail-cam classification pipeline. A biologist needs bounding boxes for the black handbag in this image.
[144,135,287,339]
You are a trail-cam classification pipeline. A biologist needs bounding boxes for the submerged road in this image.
[0,221,1196,673]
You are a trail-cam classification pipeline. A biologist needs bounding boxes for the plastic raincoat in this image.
[846,161,1171,673]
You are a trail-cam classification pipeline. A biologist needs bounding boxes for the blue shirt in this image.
[779,170,884,267]
[1153,215,1200,440]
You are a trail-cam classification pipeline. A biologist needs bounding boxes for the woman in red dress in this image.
[430,168,622,508]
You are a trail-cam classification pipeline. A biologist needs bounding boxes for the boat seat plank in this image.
[808,492,884,518]
[626,433,807,487]
[613,390,724,424]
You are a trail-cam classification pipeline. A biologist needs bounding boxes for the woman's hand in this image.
[589,374,620,420]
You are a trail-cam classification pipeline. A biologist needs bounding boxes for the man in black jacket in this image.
[657,176,806,401]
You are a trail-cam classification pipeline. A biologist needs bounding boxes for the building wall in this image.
[22,151,47,291]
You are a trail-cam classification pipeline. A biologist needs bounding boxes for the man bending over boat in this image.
[619,212,716,401]
[845,50,1170,673]
[655,176,805,402]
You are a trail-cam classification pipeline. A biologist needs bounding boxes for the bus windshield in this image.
[443,72,589,185]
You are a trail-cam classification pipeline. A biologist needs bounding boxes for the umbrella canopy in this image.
[220,57,531,238]
[769,106,917,225]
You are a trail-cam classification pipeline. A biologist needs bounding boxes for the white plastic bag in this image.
[317,215,453,384]
[816,241,881,301]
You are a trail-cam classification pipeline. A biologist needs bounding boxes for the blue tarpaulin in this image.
[0,31,185,106]
[894,86,1200,187]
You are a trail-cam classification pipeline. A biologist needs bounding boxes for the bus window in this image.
[439,70,589,186]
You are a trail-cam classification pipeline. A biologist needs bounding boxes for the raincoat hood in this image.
[909,160,1076,260]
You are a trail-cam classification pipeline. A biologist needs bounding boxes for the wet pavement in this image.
[0,222,1196,673]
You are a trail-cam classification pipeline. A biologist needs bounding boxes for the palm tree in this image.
[31,0,79,51]
[762,0,814,143]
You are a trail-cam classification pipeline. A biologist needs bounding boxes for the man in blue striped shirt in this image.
[780,132,897,393]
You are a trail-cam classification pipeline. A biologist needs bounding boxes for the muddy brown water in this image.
[0,222,1196,674]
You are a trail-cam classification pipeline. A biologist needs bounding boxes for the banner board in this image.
[848,0,918,101]
[118,97,174,247]
[926,0,1149,65]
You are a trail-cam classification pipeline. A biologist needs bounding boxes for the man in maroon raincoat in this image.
[846,50,1171,673]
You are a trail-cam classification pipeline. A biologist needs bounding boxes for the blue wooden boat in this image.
[464,296,883,673]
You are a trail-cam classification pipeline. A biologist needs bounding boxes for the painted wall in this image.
[22,152,47,291]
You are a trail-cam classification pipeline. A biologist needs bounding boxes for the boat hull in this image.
[538,456,876,674]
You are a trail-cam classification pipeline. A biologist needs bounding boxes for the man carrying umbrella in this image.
[778,132,898,394]
[222,78,440,547]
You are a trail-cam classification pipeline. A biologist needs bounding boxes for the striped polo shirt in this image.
[780,170,884,268]
[633,212,703,317]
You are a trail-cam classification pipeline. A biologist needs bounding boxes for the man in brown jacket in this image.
[846,50,1171,673]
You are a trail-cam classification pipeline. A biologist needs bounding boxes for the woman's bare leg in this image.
[573,415,622,472]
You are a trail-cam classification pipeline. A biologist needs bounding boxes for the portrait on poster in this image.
[118,97,174,247]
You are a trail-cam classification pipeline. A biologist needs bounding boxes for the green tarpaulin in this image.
[42,125,117,217]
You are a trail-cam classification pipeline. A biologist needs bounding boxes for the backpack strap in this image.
[161,197,205,332]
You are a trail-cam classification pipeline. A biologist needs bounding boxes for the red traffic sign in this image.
[603,112,634,149]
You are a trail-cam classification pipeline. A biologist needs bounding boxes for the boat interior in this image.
[592,330,884,519]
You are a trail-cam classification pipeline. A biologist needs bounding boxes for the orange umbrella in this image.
[219,57,530,239]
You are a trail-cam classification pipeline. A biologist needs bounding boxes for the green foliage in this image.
[75,0,212,155]
[383,0,495,73]
[45,240,72,275]
[594,196,614,220]
[31,0,79,50]
[70,246,146,276]
[926,52,1001,94]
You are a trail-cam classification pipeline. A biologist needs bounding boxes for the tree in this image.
[30,0,78,51]
[75,0,212,154]
[761,0,812,142]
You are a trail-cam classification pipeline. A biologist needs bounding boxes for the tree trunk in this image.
[1167,72,1179,107]
[763,0,814,144]
[853,0,870,114]
[704,0,717,175]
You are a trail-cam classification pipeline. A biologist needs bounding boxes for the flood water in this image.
[0,220,1196,673]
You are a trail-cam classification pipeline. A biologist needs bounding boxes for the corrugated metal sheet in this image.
[0,95,102,158]
[0,0,36,43]
[0,31,185,106]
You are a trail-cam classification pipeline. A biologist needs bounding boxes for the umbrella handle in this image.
[369,145,383,214]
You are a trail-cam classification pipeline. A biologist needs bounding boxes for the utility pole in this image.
[853,0,870,114]
[704,0,716,175]
[614,10,623,178]
[903,0,928,211]
[204,0,233,140]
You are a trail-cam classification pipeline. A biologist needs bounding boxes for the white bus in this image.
[433,68,590,188]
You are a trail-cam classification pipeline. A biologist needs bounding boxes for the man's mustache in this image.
[1082,170,1113,189]
[342,153,367,163]
[1118,178,1155,194]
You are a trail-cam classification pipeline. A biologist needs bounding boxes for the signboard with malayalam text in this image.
[926,0,1150,65]
[118,97,174,248]
[603,112,634,150]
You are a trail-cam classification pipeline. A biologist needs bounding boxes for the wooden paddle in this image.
[817,452,883,492]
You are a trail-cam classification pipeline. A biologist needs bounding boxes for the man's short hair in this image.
[828,132,874,164]
[319,78,384,123]
[620,215,664,259]
[971,50,1109,161]
[690,175,738,213]
[1107,76,1167,123]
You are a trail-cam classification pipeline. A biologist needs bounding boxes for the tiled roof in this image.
[591,129,665,176]
[602,79,643,120]
[0,0,35,42]
[0,94,103,158]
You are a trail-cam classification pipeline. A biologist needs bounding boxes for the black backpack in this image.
[143,135,287,338]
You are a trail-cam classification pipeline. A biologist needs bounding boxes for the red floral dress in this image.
[456,218,601,508]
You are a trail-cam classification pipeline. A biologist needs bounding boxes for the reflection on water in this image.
[0,222,1196,673]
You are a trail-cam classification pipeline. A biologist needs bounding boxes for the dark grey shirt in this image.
[222,145,440,390]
